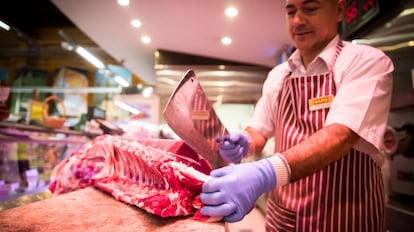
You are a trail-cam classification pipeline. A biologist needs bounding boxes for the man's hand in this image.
[216,133,249,163]
[200,158,276,222]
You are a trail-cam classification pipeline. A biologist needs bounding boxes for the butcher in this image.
[200,0,394,231]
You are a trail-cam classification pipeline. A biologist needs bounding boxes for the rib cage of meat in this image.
[49,135,218,221]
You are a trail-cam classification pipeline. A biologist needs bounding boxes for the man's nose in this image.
[292,11,306,25]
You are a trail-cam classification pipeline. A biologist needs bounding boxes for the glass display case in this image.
[0,121,94,203]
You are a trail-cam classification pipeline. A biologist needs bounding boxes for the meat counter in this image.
[0,187,225,232]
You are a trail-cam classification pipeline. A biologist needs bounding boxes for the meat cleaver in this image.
[163,69,229,169]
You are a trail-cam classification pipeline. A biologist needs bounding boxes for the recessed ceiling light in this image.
[118,0,130,6]
[131,19,142,28]
[141,35,151,44]
[225,7,238,17]
[221,36,232,45]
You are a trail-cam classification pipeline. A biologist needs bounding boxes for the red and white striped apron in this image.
[265,41,386,232]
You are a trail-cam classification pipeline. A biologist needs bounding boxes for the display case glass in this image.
[0,122,92,202]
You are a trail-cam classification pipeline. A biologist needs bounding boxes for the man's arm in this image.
[282,123,359,181]
[247,123,359,182]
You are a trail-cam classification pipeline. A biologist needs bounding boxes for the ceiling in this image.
[49,0,290,85]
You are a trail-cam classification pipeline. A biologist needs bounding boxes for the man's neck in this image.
[300,54,315,70]
[300,35,337,69]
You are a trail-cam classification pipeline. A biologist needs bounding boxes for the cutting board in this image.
[0,187,224,232]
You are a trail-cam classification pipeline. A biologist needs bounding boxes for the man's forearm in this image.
[245,126,268,156]
[282,123,359,181]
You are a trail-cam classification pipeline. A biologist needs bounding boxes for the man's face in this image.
[285,0,345,55]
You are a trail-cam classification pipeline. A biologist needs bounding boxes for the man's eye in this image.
[304,7,318,13]
[286,10,296,16]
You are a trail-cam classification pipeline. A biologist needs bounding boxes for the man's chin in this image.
[292,41,312,52]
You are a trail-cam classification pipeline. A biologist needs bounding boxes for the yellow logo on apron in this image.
[308,95,333,111]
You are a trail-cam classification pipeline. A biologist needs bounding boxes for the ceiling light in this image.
[221,36,232,45]
[114,101,141,115]
[0,19,10,31]
[131,19,142,28]
[117,0,130,6]
[60,41,75,51]
[225,7,238,17]
[114,75,129,87]
[75,46,105,69]
[141,35,151,44]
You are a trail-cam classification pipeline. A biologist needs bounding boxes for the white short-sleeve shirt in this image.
[249,35,394,165]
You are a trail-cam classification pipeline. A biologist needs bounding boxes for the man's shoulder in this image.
[342,40,387,57]
[336,40,393,77]
[266,62,291,83]
[260,62,290,93]
[269,61,291,77]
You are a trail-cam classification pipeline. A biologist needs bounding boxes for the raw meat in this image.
[49,135,219,222]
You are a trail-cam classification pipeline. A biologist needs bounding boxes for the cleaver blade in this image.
[162,69,228,169]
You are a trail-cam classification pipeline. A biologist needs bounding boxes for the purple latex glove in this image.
[216,132,249,163]
[200,158,276,222]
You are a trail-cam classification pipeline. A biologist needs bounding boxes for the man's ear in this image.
[336,0,346,23]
